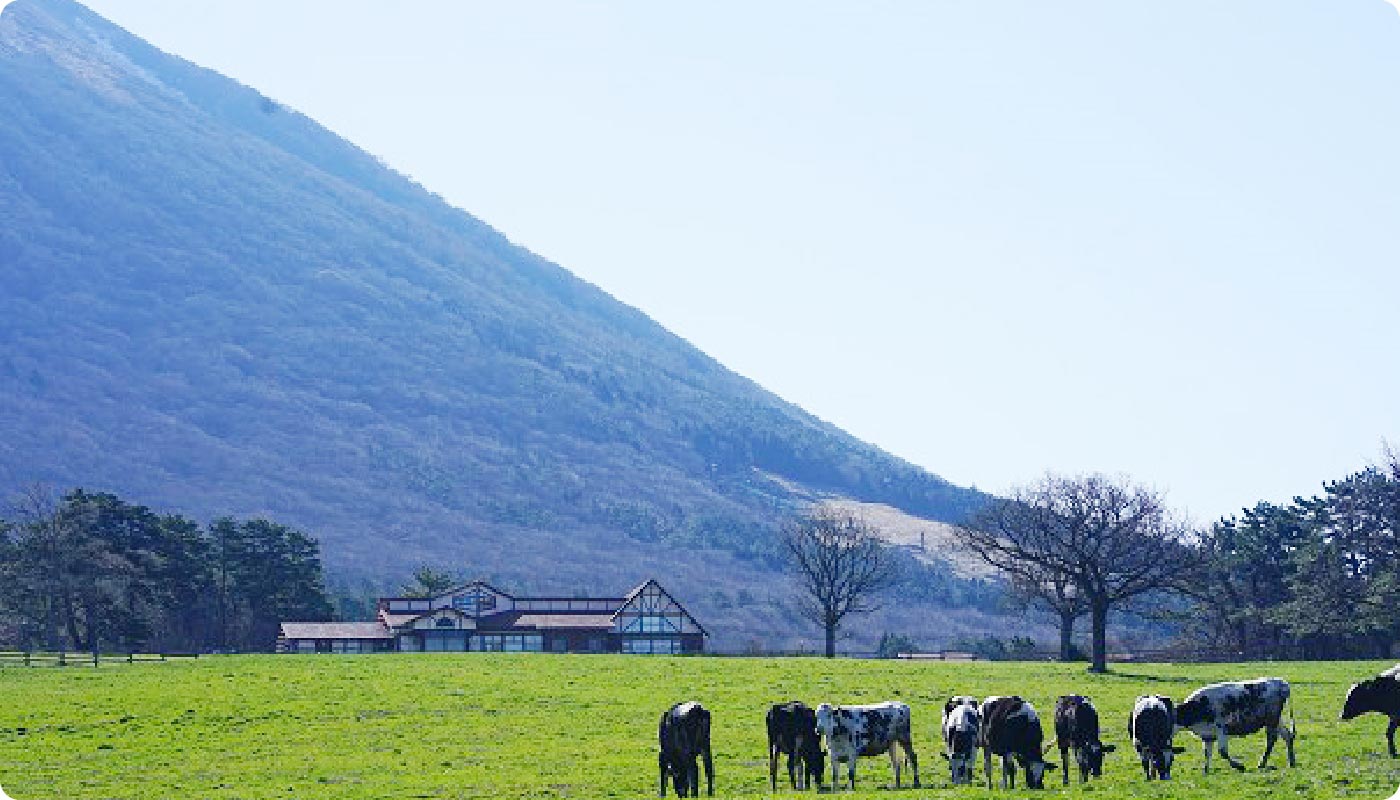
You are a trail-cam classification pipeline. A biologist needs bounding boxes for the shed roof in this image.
[280,622,393,640]
[512,614,616,630]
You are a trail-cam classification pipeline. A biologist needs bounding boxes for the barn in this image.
[278,579,707,654]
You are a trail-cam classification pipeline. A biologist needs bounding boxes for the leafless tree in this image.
[1006,568,1088,662]
[782,508,899,658]
[955,473,1193,672]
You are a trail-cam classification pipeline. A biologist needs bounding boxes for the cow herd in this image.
[656,663,1400,796]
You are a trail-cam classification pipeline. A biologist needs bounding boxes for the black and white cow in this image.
[814,701,920,790]
[658,701,714,797]
[941,696,981,785]
[1130,695,1185,780]
[979,696,1057,790]
[1175,677,1296,773]
[767,701,825,790]
[1340,664,1400,758]
[1053,695,1115,785]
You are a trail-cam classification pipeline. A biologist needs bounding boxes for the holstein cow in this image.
[1340,664,1400,758]
[941,696,981,785]
[1053,695,1115,785]
[766,701,825,790]
[1175,677,1296,773]
[814,701,920,790]
[1129,695,1185,780]
[979,695,1057,790]
[658,701,714,797]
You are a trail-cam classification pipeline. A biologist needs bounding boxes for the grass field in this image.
[0,655,1396,800]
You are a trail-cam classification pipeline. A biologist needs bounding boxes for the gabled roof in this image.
[378,580,515,605]
[614,579,709,637]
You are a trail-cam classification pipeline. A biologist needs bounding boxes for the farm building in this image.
[278,579,707,654]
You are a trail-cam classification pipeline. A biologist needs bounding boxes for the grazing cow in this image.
[1130,695,1185,780]
[1340,664,1400,758]
[814,701,920,790]
[658,701,714,797]
[767,701,825,790]
[1053,695,1115,785]
[979,696,1057,790]
[1175,677,1296,773]
[941,696,981,785]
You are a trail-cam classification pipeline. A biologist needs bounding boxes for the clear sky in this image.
[77,0,1400,523]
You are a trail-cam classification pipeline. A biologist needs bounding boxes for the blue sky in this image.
[78,1,1400,521]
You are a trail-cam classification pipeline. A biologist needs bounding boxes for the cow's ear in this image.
[1171,746,1186,754]
[1102,744,1117,753]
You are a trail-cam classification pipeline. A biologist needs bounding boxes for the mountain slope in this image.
[0,0,988,646]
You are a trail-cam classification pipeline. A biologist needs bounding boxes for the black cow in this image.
[659,701,714,797]
[1053,695,1115,784]
[1130,695,1184,780]
[767,701,825,790]
[980,696,1057,790]
[1175,677,1295,773]
[1341,664,1400,758]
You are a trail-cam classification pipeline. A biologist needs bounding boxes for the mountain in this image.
[0,0,991,647]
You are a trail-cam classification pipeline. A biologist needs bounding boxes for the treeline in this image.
[1186,455,1400,659]
[0,487,333,653]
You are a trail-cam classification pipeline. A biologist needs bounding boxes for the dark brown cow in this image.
[1053,695,1115,785]
[980,696,1057,790]
[767,701,825,790]
[659,701,714,797]
[1341,664,1400,758]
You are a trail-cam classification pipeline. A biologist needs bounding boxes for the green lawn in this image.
[0,655,1395,799]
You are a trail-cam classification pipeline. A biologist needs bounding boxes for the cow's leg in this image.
[1201,736,1214,774]
[904,739,920,788]
[1387,716,1398,758]
[1139,748,1151,780]
[830,750,839,792]
[1218,731,1245,771]
[1060,745,1070,785]
[847,760,857,792]
[1258,726,1277,769]
[769,744,778,792]
[1004,754,1015,789]
[659,752,669,797]
[787,749,798,790]
[1280,718,1297,767]
[703,746,714,797]
[984,748,994,790]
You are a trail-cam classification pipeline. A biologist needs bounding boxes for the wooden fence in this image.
[0,651,199,668]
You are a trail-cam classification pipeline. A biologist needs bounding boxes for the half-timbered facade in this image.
[278,579,706,654]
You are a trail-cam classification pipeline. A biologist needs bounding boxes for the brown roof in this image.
[511,614,616,630]
[280,622,393,640]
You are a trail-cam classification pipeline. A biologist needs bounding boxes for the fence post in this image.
[58,652,66,667]
[24,652,30,667]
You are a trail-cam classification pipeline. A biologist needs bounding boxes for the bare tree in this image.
[955,473,1192,672]
[782,508,899,658]
[1007,569,1088,662]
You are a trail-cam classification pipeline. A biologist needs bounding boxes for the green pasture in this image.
[0,655,1395,799]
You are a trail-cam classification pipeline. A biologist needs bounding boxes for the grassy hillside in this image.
[0,0,987,644]
[0,655,1395,799]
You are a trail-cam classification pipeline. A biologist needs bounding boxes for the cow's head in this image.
[1077,741,1116,777]
[1341,679,1382,721]
[1020,753,1057,789]
[814,703,835,736]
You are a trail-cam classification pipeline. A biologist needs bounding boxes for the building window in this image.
[623,637,681,655]
[622,614,678,634]
[473,634,543,652]
[436,616,456,628]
